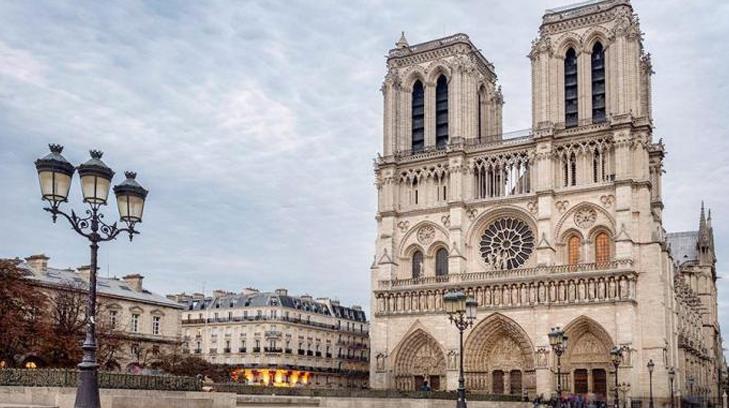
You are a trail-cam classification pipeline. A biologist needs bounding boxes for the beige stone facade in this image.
[20,254,182,371]
[370,0,725,404]
[174,288,369,388]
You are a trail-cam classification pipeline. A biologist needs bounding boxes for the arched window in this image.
[564,48,578,127]
[411,80,425,152]
[412,251,423,279]
[568,235,581,265]
[435,248,448,276]
[591,42,606,123]
[595,232,611,263]
[435,75,448,149]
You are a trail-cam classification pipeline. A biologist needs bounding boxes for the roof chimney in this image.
[25,254,49,274]
[241,287,259,295]
[213,289,230,298]
[352,305,362,311]
[122,274,144,292]
[77,265,91,281]
[275,288,288,296]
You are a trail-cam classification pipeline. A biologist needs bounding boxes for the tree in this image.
[42,281,87,367]
[156,347,231,382]
[0,259,49,367]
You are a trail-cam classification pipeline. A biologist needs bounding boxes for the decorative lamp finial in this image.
[49,144,64,154]
[124,171,137,179]
[89,150,104,159]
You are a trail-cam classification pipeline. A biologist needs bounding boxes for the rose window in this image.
[479,217,535,269]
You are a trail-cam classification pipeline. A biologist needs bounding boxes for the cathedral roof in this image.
[666,231,699,265]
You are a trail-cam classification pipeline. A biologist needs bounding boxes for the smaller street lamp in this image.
[548,327,569,408]
[647,359,655,408]
[443,290,478,408]
[611,346,625,408]
[668,367,676,408]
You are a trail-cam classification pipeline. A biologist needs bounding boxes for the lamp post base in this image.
[457,387,467,408]
[74,365,100,408]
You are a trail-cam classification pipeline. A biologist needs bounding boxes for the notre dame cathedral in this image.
[369,0,726,403]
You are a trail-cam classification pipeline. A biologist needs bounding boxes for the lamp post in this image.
[611,346,625,408]
[34,145,148,408]
[548,327,569,408]
[668,367,675,408]
[443,290,478,408]
[648,359,655,408]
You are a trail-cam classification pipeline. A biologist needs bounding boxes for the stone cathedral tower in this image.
[370,0,724,401]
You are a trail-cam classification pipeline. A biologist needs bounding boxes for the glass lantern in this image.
[443,290,466,314]
[34,144,75,206]
[465,296,478,320]
[77,150,114,206]
[113,171,149,223]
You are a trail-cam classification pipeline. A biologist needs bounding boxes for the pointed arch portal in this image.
[392,328,446,391]
[463,313,535,395]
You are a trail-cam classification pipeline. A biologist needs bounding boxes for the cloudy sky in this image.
[0,0,727,343]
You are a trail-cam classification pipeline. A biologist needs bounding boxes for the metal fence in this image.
[0,369,201,392]
[213,383,522,401]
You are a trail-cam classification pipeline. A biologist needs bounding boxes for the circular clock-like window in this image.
[480,217,535,270]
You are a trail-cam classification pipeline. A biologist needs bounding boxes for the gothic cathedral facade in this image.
[370,0,725,403]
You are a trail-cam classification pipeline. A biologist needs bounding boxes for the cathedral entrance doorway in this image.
[392,328,446,391]
[563,317,614,400]
[464,313,535,395]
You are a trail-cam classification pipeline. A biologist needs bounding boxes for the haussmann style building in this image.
[18,254,183,371]
[369,0,726,404]
[172,288,369,388]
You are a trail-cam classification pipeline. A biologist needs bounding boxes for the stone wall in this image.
[0,386,236,408]
[0,386,530,408]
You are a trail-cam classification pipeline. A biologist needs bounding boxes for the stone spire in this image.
[698,201,710,247]
[395,31,409,49]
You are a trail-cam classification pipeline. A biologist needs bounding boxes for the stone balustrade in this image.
[374,260,636,316]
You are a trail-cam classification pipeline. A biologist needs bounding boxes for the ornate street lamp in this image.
[35,145,148,408]
[668,367,675,408]
[443,290,478,408]
[548,327,569,408]
[610,346,625,408]
[647,359,655,408]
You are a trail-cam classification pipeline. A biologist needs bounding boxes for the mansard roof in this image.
[666,231,699,265]
[19,261,182,309]
[183,290,367,322]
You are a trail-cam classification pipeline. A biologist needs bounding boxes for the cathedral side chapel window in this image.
[412,251,423,279]
[411,80,425,152]
[591,42,606,123]
[595,232,611,263]
[435,75,449,149]
[564,48,578,128]
[435,248,448,276]
[568,235,581,265]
